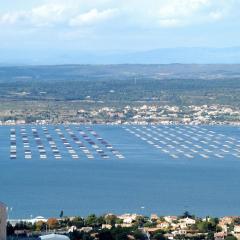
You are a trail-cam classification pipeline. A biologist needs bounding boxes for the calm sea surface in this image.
[0,125,240,218]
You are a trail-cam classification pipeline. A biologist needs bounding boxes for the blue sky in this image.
[1,0,240,54]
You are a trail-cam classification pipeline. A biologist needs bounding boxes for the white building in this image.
[9,216,47,226]
[180,217,196,226]
[0,202,7,240]
[29,216,48,224]
[118,214,138,224]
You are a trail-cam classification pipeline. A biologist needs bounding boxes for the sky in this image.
[1,0,240,63]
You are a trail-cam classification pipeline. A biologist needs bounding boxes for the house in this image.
[150,214,159,221]
[143,227,165,234]
[178,217,196,230]
[80,227,93,233]
[179,222,188,229]
[164,216,178,223]
[218,217,236,233]
[157,222,170,229]
[67,226,77,233]
[234,225,240,239]
[14,230,30,236]
[115,223,133,228]
[102,224,112,229]
[219,224,228,233]
[118,214,138,224]
[172,229,187,236]
[219,217,236,226]
[180,217,196,225]
[214,232,227,240]
[164,233,174,240]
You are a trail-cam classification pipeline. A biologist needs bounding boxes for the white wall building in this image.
[0,202,7,240]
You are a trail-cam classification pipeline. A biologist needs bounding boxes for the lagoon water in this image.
[0,125,240,218]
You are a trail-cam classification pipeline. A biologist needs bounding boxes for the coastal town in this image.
[3,211,240,240]
[0,104,240,126]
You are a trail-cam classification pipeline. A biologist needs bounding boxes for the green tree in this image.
[197,218,219,233]
[71,217,84,228]
[98,229,113,240]
[143,221,157,228]
[115,218,123,224]
[111,226,133,239]
[34,221,46,231]
[60,210,64,218]
[105,215,117,225]
[197,221,209,232]
[133,229,145,240]
[225,236,238,240]
[7,222,14,236]
[182,211,194,219]
[152,232,166,240]
[82,233,94,240]
[134,216,148,227]
[85,214,99,227]
[207,232,214,240]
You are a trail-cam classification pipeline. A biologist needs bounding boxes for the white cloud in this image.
[0,11,26,25]
[158,18,183,28]
[0,0,239,29]
[153,0,226,27]
[158,0,210,19]
[0,3,70,27]
[30,4,68,26]
[69,8,118,27]
[0,3,118,28]
[208,11,224,21]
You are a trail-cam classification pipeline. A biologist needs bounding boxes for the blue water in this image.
[0,124,240,218]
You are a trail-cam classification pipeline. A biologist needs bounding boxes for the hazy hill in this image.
[1,47,240,65]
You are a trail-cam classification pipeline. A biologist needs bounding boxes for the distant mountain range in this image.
[1,47,240,65]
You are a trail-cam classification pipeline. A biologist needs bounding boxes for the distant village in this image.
[0,104,240,126]
[5,212,240,240]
